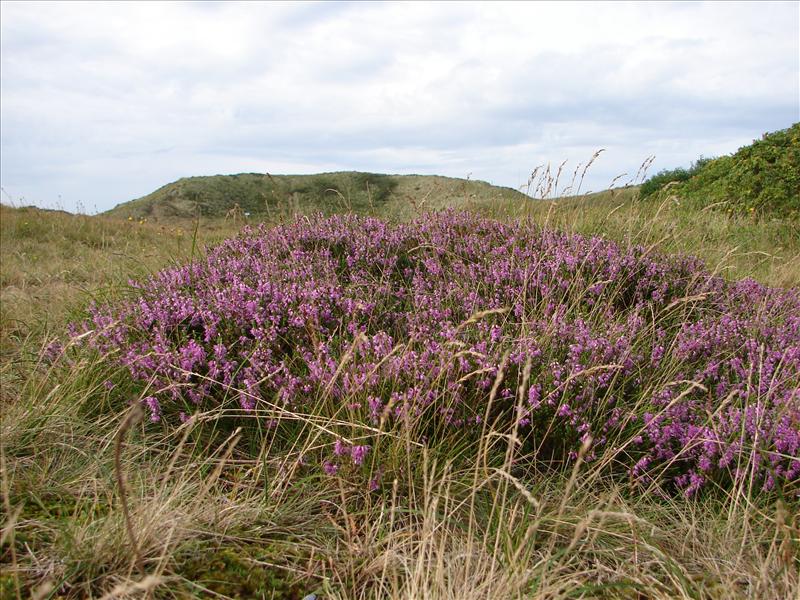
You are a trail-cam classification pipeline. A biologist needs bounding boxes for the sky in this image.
[1,1,798,214]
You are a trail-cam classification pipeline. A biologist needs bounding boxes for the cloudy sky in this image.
[1,1,798,213]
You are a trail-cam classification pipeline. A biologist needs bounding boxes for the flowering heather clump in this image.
[77,211,800,495]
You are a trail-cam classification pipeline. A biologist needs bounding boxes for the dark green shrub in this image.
[640,124,799,219]
[679,123,799,218]
[639,157,712,198]
[352,172,398,204]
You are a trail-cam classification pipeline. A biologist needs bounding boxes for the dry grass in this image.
[2,340,797,599]
[0,204,243,357]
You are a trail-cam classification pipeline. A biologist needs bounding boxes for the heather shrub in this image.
[76,211,800,496]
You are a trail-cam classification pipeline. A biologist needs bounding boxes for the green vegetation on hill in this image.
[106,171,530,221]
[638,157,712,198]
[641,123,800,218]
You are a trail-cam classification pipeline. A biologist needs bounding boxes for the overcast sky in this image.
[1,1,798,213]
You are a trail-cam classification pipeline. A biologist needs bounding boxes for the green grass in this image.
[1,181,799,599]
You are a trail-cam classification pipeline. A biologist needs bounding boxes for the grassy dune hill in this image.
[105,171,530,222]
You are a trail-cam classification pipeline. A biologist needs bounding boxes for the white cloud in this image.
[1,0,797,212]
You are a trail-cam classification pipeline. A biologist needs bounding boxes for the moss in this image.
[179,545,312,599]
[0,573,20,599]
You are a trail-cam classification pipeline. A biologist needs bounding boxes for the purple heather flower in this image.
[334,439,348,456]
[71,211,800,495]
[369,471,382,491]
[350,445,371,466]
[143,396,161,422]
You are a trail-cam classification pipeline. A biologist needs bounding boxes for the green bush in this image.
[351,172,398,204]
[639,157,712,198]
[288,172,399,213]
[644,124,799,219]
[679,123,800,218]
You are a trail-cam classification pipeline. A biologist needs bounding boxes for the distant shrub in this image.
[288,173,399,213]
[351,172,398,204]
[76,212,800,496]
[290,175,337,198]
[639,158,712,199]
